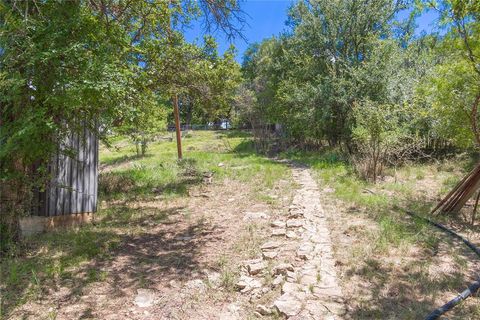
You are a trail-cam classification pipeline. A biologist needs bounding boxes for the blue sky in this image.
[184,0,440,63]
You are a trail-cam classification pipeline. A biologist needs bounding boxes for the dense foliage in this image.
[238,0,479,180]
[0,0,242,245]
[1,0,479,244]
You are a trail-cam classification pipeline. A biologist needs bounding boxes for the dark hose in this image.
[405,211,480,320]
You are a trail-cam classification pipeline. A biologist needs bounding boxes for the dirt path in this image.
[270,165,345,319]
[7,162,348,320]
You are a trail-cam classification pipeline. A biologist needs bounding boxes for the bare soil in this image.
[8,176,293,320]
[320,181,480,319]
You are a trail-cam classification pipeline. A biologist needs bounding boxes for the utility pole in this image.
[173,94,183,159]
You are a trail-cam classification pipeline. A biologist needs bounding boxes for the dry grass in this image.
[1,131,295,320]
[283,150,480,319]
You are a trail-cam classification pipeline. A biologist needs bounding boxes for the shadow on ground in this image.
[345,238,478,319]
[1,202,223,318]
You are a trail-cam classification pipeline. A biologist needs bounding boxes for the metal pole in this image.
[173,94,183,159]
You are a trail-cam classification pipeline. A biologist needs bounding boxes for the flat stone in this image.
[286,231,298,238]
[297,243,314,260]
[274,292,303,317]
[175,236,193,241]
[271,228,286,236]
[287,219,303,228]
[271,220,285,228]
[273,263,294,275]
[286,271,297,282]
[279,167,345,319]
[243,211,268,221]
[317,274,340,289]
[282,282,302,294]
[272,275,284,287]
[289,204,303,210]
[299,274,318,286]
[256,304,272,316]
[310,235,329,244]
[247,261,267,275]
[134,289,156,308]
[220,302,241,320]
[262,251,278,259]
[289,210,303,218]
[302,301,331,318]
[236,275,262,293]
[312,285,343,298]
[261,241,281,250]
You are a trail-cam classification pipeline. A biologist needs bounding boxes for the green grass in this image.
[100,131,288,201]
[281,148,479,319]
[279,149,463,253]
[1,225,122,315]
[1,130,291,318]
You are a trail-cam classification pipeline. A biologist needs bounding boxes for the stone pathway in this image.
[235,165,345,319]
[272,166,345,319]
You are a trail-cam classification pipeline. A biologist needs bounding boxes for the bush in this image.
[351,100,423,182]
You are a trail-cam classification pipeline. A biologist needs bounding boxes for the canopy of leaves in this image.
[0,0,243,181]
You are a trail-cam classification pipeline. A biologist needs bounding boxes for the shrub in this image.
[352,100,423,182]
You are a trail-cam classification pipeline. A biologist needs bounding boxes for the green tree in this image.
[418,0,480,147]
[0,0,243,249]
[240,0,410,148]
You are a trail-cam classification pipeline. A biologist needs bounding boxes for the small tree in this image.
[352,100,421,182]
[118,93,168,157]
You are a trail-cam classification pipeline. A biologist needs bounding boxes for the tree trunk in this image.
[173,94,183,159]
[470,94,480,149]
[0,160,26,254]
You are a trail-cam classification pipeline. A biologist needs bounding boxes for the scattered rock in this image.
[274,292,303,317]
[134,289,156,308]
[271,228,286,236]
[289,204,302,210]
[185,279,207,292]
[203,172,214,184]
[220,302,241,320]
[286,231,298,238]
[271,220,285,228]
[262,251,278,260]
[236,275,262,293]
[243,211,268,221]
[261,241,281,250]
[206,272,222,288]
[256,304,272,316]
[297,243,313,260]
[175,235,193,241]
[249,288,264,301]
[282,282,302,294]
[273,263,294,275]
[272,275,284,287]
[287,219,303,228]
[168,279,179,288]
[286,271,297,282]
[247,261,267,275]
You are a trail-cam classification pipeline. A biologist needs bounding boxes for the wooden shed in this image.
[20,127,99,235]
